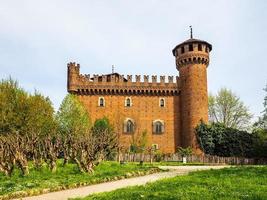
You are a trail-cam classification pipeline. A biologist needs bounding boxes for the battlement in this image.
[67,62,180,95]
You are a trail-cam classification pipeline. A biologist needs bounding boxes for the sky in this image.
[0,0,267,121]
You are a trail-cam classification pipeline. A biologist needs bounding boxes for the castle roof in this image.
[172,38,212,56]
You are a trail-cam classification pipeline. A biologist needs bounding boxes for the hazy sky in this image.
[0,0,266,120]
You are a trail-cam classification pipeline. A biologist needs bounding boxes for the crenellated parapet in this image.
[67,62,180,95]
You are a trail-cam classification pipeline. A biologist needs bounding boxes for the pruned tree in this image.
[57,94,117,173]
[92,117,117,161]
[56,94,91,165]
[0,78,57,175]
[209,88,252,130]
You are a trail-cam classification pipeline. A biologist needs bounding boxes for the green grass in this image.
[0,160,159,199]
[76,166,267,200]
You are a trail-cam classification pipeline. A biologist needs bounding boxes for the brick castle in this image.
[67,33,212,153]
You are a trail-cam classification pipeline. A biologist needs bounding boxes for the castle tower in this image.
[172,28,212,149]
[67,62,80,93]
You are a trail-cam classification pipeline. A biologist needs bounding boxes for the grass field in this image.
[76,166,267,200]
[0,160,159,199]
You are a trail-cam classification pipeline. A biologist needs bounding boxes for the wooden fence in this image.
[115,153,267,165]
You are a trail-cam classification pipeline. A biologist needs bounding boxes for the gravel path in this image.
[16,165,228,200]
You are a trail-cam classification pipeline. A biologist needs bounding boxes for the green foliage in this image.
[177,147,193,157]
[93,117,112,133]
[0,161,157,197]
[254,84,267,130]
[91,117,117,160]
[252,128,267,158]
[209,88,252,130]
[0,78,55,136]
[130,130,148,154]
[56,94,91,136]
[263,84,267,122]
[196,122,259,157]
[79,166,267,200]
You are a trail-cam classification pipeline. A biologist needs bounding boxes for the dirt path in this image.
[16,165,228,200]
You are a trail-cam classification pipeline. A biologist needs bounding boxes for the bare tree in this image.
[209,88,252,130]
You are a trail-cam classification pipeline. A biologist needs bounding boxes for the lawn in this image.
[0,160,159,199]
[76,166,267,200]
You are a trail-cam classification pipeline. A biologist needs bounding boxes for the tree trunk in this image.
[74,158,85,173]
[15,153,29,176]
[50,160,57,173]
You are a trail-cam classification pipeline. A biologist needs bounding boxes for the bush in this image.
[196,121,261,157]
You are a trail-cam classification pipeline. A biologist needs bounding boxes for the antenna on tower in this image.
[112,65,114,73]
[190,25,193,39]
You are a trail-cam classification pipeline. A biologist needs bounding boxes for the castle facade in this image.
[67,36,212,153]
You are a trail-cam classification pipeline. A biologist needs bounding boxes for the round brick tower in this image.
[172,30,212,149]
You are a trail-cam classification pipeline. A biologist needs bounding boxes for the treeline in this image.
[0,78,117,176]
[196,122,267,158]
[196,87,267,158]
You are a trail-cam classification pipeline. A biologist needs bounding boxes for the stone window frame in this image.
[125,97,133,107]
[159,98,165,108]
[123,118,135,134]
[98,96,105,107]
[152,119,165,134]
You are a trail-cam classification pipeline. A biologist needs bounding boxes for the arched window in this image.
[125,97,132,107]
[159,98,165,107]
[98,97,105,107]
[189,44,193,51]
[181,46,185,54]
[124,118,134,133]
[152,120,164,134]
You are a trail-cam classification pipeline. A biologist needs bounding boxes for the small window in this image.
[189,44,193,51]
[125,97,132,107]
[181,46,185,54]
[124,119,134,133]
[205,46,209,53]
[159,98,165,107]
[98,97,105,107]
[152,144,159,151]
[198,44,202,51]
[152,120,164,134]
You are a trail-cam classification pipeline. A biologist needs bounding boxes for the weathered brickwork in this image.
[67,37,212,153]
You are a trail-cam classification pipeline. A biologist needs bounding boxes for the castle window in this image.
[189,44,193,51]
[98,97,105,107]
[198,44,202,51]
[124,118,134,133]
[205,46,209,53]
[152,120,164,134]
[159,98,165,107]
[125,97,132,107]
[181,46,185,54]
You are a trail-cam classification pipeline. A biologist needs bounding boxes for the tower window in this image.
[181,46,185,54]
[198,44,202,51]
[205,46,209,53]
[98,97,105,107]
[124,118,134,133]
[152,120,164,134]
[159,98,165,107]
[189,44,193,51]
[125,97,132,107]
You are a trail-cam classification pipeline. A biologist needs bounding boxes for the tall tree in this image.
[208,88,252,130]
[56,94,91,135]
[257,84,267,129]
